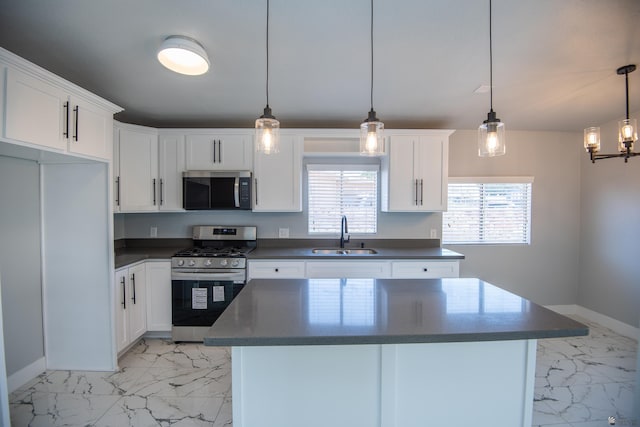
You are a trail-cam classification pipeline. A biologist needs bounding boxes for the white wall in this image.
[0,156,44,377]
[445,130,583,306]
[578,110,640,328]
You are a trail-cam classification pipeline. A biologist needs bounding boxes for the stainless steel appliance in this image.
[182,171,252,210]
[171,225,256,342]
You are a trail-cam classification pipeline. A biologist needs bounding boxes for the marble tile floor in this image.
[8,316,637,427]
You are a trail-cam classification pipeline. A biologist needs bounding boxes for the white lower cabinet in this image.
[146,261,172,332]
[115,263,147,354]
[249,259,460,280]
[248,261,306,280]
[390,261,459,278]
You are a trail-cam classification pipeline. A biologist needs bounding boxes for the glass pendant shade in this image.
[478,111,505,157]
[360,110,384,156]
[157,36,210,76]
[584,127,601,153]
[618,118,637,152]
[255,106,280,154]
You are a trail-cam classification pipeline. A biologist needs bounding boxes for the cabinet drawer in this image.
[248,261,306,279]
[391,261,459,278]
[305,261,391,278]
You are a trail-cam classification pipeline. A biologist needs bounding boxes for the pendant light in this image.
[478,0,506,157]
[584,64,638,163]
[360,0,384,156]
[157,35,210,76]
[255,0,280,154]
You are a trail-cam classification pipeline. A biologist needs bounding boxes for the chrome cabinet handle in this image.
[152,179,157,205]
[420,179,424,205]
[414,179,419,205]
[159,179,164,206]
[121,277,126,309]
[73,105,79,141]
[254,178,258,206]
[115,177,120,206]
[217,139,222,163]
[213,140,216,163]
[131,274,137,304]
[63,101,69,138]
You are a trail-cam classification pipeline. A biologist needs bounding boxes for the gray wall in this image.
[578,111,640,328]
[445,130,582,306]
[0,156,44,376]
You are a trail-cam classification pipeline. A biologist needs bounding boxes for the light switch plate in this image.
[150,227,158,238]
[278,228,289,238]
[430,229,437,238]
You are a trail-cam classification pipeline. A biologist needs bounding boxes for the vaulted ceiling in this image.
[1,0,639,132]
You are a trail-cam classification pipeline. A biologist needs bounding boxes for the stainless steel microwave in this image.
[182,171,252,210]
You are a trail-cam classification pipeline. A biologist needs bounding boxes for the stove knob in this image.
[189,259,196,267]
[177,259,184,266]
[205,259,212,266]
[220,259,228,267]
[231,259,240,267]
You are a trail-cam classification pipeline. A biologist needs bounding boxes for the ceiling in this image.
[1,0,639,132]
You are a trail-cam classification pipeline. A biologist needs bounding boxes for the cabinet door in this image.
[415,136,448,211]
[117,127,159,212]
[305,261,391,278]
[248,260,306,280]
[158,134,185,211]
[67,96,112,160]
[128,263,147,342]
[253,135,302,212]
[390,261,459,278]
[185,133,252,170]
[115,269,129,353]
[382,136,419,212]
[4,67,67,150]
[146,261,172,332]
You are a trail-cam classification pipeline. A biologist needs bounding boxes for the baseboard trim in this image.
[545,304,639,341]
[8,356,46,393]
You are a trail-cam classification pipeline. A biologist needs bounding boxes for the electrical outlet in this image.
[150,227,158,238]
[278,228,289,238]
[430,229,437,239]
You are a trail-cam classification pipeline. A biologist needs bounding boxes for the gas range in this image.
[171,225,256,271]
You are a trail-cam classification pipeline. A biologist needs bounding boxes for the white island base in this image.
[231,339,537,427]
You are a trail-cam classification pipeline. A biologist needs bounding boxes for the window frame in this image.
[442,176,534,245]
[306,163,379,235]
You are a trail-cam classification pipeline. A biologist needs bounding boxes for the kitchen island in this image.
[204,278,588,427]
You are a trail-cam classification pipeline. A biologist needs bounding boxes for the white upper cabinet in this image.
[4,67,68,151]
[381,131,452,212]
[114,123,159,212]
[158,133,185,211]
[67,95,113,159]
[185,132,252,170]
[253,134,303,212]
[1,49,121,160]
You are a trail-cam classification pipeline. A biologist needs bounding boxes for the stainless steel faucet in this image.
[340,215,350,248]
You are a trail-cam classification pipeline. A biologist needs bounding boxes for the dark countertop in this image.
[114,238,464,269]
[204,278,588,347]
[248,246,464,260]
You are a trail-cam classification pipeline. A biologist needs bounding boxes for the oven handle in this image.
[171,271,245,282]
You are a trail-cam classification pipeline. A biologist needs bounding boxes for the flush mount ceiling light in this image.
[359,0,384,156]
[157,35,210,76]
[584,64,638,163]
[478,0,506,158]
[255,0,280,155]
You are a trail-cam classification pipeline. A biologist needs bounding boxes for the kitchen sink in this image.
[311,248,377,255]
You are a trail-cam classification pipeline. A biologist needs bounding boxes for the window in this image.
[442,177,533,244]
[307,164,378,234]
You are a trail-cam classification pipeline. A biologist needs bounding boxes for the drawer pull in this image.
[275,268,279,272]
[423,268,428,272]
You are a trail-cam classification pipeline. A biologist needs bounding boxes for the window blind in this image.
[307,164,378,234]
[443,177,533,244]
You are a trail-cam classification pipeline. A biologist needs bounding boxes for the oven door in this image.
[171,271,245,327]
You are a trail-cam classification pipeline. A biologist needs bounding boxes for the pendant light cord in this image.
[266,0,270,107]
[489,0,493,112]
[625,69,629,119]
[370,0,374,111]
